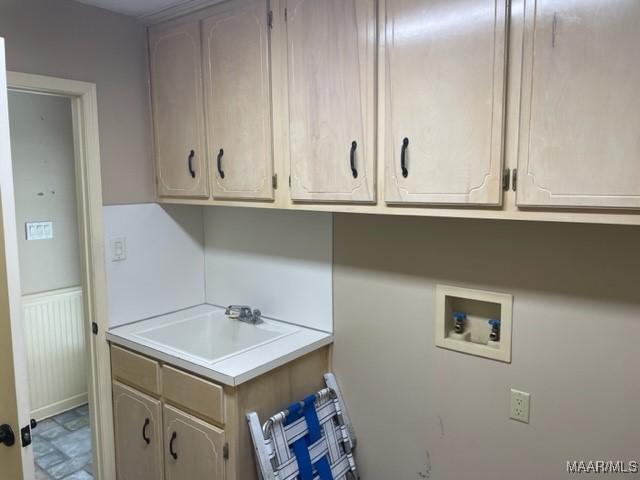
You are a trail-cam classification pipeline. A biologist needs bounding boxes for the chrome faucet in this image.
[225,305,262,324]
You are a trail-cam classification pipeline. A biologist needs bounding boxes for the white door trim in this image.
[7,71,115,480]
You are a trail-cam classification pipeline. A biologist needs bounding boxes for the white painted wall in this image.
[9,91,81,295]
[0,0,153,205]
[204,207,333,332]
[103,203,205,327]
[333,214,640,480]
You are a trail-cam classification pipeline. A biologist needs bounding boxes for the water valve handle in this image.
[488,319,501,342]
[453,311,467,321]
[453,311,466,334]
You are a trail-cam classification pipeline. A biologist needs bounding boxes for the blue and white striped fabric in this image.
[259,386,358,480]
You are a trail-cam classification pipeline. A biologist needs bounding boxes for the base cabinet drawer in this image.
[163,404,225,480]
[162,365,224,425]
[111,345,161,396]
[112,381,164,480]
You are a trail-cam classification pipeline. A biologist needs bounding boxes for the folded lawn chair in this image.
[247,373,359,480]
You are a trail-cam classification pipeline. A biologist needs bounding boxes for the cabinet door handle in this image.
[217,148,225,179]
[169,431,178,460]
[188,150,196,179]
[142,418,150,445]
[400,137,409,178]
[350,141,358,178]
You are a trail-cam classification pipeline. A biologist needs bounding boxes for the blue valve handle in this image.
[488,319,501,328]
[453,311,467,321]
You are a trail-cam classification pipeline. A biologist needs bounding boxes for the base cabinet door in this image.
[517,0,640,209]
[202,0,274,201]
[163,404,225,480]
[384,0,508,205]
[112,382,164,480]
[285,0,376,203]
[149,21,209,198]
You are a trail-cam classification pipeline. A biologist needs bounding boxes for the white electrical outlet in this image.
[510,389,530,423]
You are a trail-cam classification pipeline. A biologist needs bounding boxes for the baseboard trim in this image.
[32,393,88,421]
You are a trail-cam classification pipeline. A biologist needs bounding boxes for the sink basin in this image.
[132,308,297,363]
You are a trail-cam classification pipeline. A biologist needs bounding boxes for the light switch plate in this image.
[110,237,127,262]
[25,221,53,240]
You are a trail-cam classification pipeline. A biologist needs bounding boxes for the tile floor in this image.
[33,404,93,480]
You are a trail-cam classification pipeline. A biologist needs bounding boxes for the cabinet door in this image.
[203,0,274,201]
[516,0,640,208]
[149,21,209,198]
[286,0,376,203]
[163,404,225,480]
[112,382,163,480]
[384,0,508,205]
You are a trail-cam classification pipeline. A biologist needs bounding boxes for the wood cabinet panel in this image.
[384,0,508,205]
[111,346,161,396]
[162,365,224,425]
[150,21,209,198]
[113,382,164,480]
[163,404,225,480]
[285,0,376,202]
[231,347,329,480]
[202,0,274,200]
[110,342,329,480]
[516,0,640,208]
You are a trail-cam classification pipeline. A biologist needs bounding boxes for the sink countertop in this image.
[106,304,333,386]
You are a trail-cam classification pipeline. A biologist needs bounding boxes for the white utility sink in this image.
[106,304,333,386]
[130,307,297,364]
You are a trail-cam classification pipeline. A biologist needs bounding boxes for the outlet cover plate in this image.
[510,389,530,423]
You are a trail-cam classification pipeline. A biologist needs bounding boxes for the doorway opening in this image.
[4,72,115,480]
[8,91,93,479]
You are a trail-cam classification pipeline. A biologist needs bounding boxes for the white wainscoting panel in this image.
[204,207,333,332]
[103,203,205,328]
[22,286,87,419]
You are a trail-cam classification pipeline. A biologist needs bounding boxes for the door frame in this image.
[7,71,115,480]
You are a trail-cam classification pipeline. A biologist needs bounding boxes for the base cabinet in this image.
[164,404,225,480]
[112,382,163,480]
[111,344,329,480]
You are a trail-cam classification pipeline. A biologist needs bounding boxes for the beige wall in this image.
[333,214,640,480]
[0,0,153,205]
[9,91,81,295]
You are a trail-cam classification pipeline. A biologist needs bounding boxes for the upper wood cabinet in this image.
[163,404,225,480]
[285,0,377,203]
[146,0,640,225]
[383,0,508,205]
[516,0,640,209]
[149,21,209,198]
[202,0,274,201]
[113,381,164,480]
